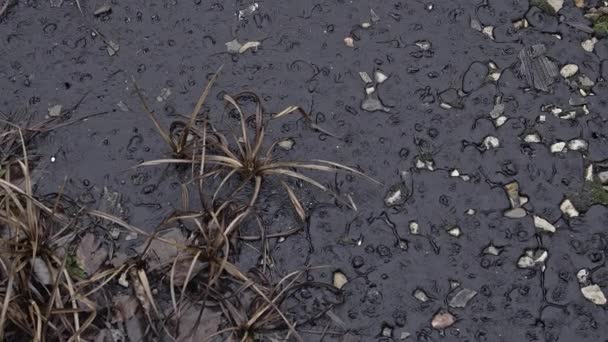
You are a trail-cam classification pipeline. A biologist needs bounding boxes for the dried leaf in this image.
[113,295,139,323]
[177,306,222,341]
[77,233,108,275]
[137,229,186,269]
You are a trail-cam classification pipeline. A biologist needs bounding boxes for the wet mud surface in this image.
[3,0,608,340]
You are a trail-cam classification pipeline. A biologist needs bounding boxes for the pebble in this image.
[568,139,588,151]
[560,64,579,78]
[495,116,507,127]
[581,284,607,305]
[524,133,541,143]
[449,288,477,308]
[94,4,112,16]
[409,221,420,235]
[484,244,502,256]
[48,104,62,117]
[278,138,295,150]
[375,71,389,83]
[517,248,548,268]
[359,71,372,83]
[431,311,456,329]
[581,37,598,52]
[447,226,461,237]
[482,136,500,150]
[482,26,494,40]
[533,215,556,233]
[504,207,526,219]
[333,271,348,289]
[550,142,567,153]
[598,171,608,185]
[384,183,409,207]
[560,199,579,217]
[545,0,564,13]
[577,269,590,284]
[414,288,429,302]
[344,37,355,47]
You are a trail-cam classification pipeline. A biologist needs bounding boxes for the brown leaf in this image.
[172,255,205,287]
[176,305,222,341]
[112,295,139,323]
[574,0,585,8]
[137,229,186,270]
[76,233,108,275]
[110,251,129,268]
[94,328,125,342]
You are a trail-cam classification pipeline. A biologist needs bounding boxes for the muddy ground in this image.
[2,0,608,341]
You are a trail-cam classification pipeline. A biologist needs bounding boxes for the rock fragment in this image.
[533,215,556,233]
[449,288,477,308]
[581,284,607,305]
[518,44,558,92]
[431,311,456,329]
[560,64,579,78]
[560,199,579,217]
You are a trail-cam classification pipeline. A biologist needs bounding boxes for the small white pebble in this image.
[50,156,56,163]
[483,136,500,150]
[482,26,494,39]
[447,227,461,237]
[524,133,541,143]
[344,37,354,47]
[560,199,579,218]
[495,116,507,127]
[409,221,420,235]
[560,64,579,78]
[581,37,598,52]
[568,139,588,151]
[550,142,567,153]
[374,71,389,83]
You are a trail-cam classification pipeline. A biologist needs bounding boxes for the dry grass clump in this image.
[0,68,374,341]
[124,67,376,340]
[0,138,96,341]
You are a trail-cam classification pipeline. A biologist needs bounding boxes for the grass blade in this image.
[178,65,223,153]
[281,181,306,221]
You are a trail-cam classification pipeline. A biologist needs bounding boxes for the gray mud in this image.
[2,0,608,341]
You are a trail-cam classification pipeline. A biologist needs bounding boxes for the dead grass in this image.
[0,70,373,340]
[0,131,97,341]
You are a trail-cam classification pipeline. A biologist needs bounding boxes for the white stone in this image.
[495,116,507,127]
[447,227,461,237]
[482,26,494,39]
[533,215,556,233]
[577,269,589,284]
[524,134,541,143]
[409,221,420,235]
[48,104,62,117]
[375,71,388,83]
[550,142,566,153]
[483,136,500,150]
[333,271,348,289]
[546,0,564,13]
[560,199,579,217]
[568,139,588,151]
[581,284,607,305]
[560,64,579,78]
[582,37,598,52]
